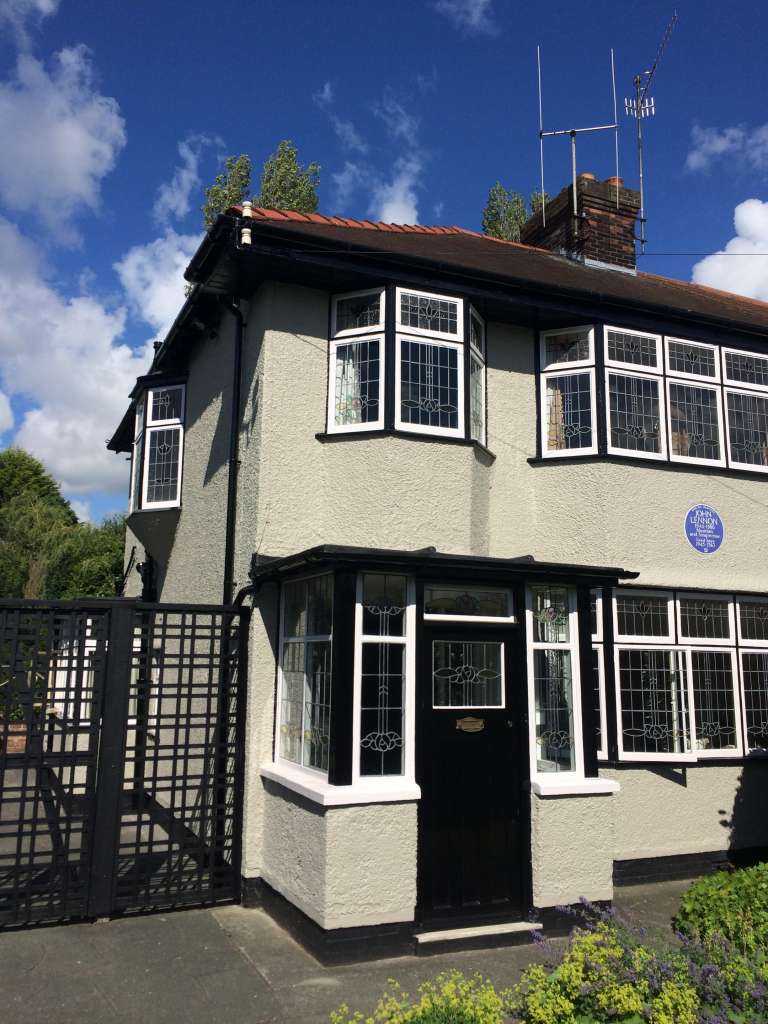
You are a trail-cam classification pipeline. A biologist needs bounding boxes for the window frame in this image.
[539,324,595,371]
[395,286,464,342]
[539,366,599,459]
[326,332,386,434]
[141,423,185,511]
[593,643,608,761]
[331,287,386,339]
[423,583,515,624]
[666,376,727,468]
[468,305,487,446]
[675,591,736,647]
[687,645,743,760]
[604,325,663,373]
[664,336,721,383]
[739,647,768,754]
[723,385,768,475]
[431,639,506,710]
[146,384,186,427]
[613,588,675,644]
[722,346,768,393]
[605,367,668,462]
[736,596,768,648]
[394,333,466,438]
[129,397,145,515]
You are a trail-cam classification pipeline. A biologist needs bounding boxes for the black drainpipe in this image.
[223,297,245,605]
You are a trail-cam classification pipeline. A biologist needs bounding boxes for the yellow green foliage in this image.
[647,980,699,1024]
[330,971,512,1024]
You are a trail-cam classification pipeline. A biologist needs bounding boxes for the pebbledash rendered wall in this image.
[123,279,768,926]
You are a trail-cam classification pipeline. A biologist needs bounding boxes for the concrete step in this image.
[415,919,543,956]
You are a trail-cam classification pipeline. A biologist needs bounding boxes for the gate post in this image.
[87,602,134,917]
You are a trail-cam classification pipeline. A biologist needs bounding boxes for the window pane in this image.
[691,651,737,752]
[616,592,670,638]
[400,339,459,430]
[590,588,601,638]
[469,351,485,442]
[131,432,143,509]
[145,426,181,504]
[592,647,604,753]
[335,291,381,333]
[424,585,509,618]
[279,641,304,764]
[534,649,574,772]
[333,338,381,426]
[470,310,485,356]
[667,340,717,378]
[742,651,768,751]
[150,386,183,422]
[544,373,593,451]
[532,586,569,643]
[362,574,406,637]
[606,328,658,368]
[303,641,332,770]
[724,350,768,389]
[283,576,333,637]
[679,597,731,641]
[400,291,458,335]
[669,382,721,461]
[608,373,662,454]
[739,601,768,643]
[360,642,403,776]
[726,390,768,467]
[134,399,145,438]
[618,648,688,755]
[432,641,503,707]
[543,328,591,367]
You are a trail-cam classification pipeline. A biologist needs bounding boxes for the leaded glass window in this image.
[432,641,503,708]
[129,398,145,513]
[533,586,569,643]
[398,337,461,433]
[615,592,672,640]
[528,585,578,775]
[668,381,723,463]
[741,651,768,751]
[333,290,383,335]
[133,384,185,510]
[543,371,594,453]
[723,349,768,391]
[738,600,768,644]
[398,290,459,336]
[145,426,182,505]
[469,351,485,443]
[541,326,593,369]
[617,648,690,757]
[607,372,663,456]
[691,650,738,752]
[726,389,768,469]
[592,646,607,760]
[424,585,511,620]
[678,597,732,642]
[278,575,333,774]
[470,307,485,358]
[666,339,718,380]
[150,386,184,423]
[331,337,382,428]
[605,327,660,369]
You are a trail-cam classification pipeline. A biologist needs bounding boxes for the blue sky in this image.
[0,0,767,522]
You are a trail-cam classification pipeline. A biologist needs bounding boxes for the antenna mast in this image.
[625,10,678,253]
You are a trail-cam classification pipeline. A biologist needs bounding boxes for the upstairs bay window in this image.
[539,326,597,457]
[129,383,185,511]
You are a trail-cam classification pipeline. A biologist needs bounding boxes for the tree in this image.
[0,448,76,524]
[46,515,126,600]
[255,139,320,213]
[481,183,549,242]
[202,154,252,228]
[0,492,73,598]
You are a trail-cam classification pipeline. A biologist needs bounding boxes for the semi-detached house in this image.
[108,172,768,959]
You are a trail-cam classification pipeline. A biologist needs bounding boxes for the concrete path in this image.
[0,880,689,1024]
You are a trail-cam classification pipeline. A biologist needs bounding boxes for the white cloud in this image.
[0,46,126,242]
[115,229,201,338]
[435,0,495,34]
[369,156,422,224]
[692,199,768,301]
[331,117,367,154]
[0,0,59,48]
[313,80,334,107]
[374,94,420,147]
[0,391,13,434]
[153,134,223,226]
[686,122,768,174]
[69,498,92,523]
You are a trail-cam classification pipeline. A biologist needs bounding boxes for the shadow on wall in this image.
[721,759,768,865]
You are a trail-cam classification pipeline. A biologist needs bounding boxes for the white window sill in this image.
[260,763,422,807]
[531,778,620,797]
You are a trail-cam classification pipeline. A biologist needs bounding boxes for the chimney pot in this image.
[604,176,624,187]
[578,172,597,181]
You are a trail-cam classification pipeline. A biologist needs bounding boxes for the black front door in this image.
[416,624,529,924]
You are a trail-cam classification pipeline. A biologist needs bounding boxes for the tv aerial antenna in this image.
[625,9,678,253]
[537,47,620,231]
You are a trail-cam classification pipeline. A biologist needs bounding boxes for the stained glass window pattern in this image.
[533,586,569,644]
[432,641,503,707]
[690,650,738,752]
[668,382,722,462]
[145,427,182,505]
[592,646,607,758]
[424,585,510,619]
[667,339,717,380]
[332,338,381,427]
[130,415,144,513]
[726,390,768,468]
[615,592,672,640]
[399,291,458,336]
[334,291,382,334]
[679,597,732,641]
[544,372,593,452]
[590,589,602,640]
[724,350,768,391]
[399,338,460,431]
[362,574,406,637]
[149,386,184,423]
[607,373,663,455]
[469,350,485,443]
[542,327,592,368]
[470,308,485,357]
[606,328,659,369]
[738,600,768,644]
[534,649,575,771]
[279,575,333,774]
[741,651,768,751]
[617,648,689,756]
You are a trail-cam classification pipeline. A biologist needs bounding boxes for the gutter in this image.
[222,297,245,605]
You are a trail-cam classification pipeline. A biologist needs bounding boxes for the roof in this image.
[228,205,768,334]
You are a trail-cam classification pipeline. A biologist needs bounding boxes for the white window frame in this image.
[591,589,603,642]
[605,367,668,462]
[141,423,185,511]
[739,647,768,754]
[687,646,743,760]
[468,306,487,446]
[593,643,608,761]
[539,366,598,459]
[326,333,385,434]
[431,640,506,710]
[666,377,726,468]
[469,305,486,359]
[723,386,768,475]
[395,334,465,438]
[274,572,334,780]
[604,325,662,373]
[423,584,515,624]
[664,336,721,383]
[129,397,145,514]
[676,591,735,647]
[146,384,186,426]
[736,596,768,648]
[613,588,675,644]
[331,287,385,339]
[351,574,416,786]
[539,324,595,371]
[395,286,464,342]
[722,346,768,394]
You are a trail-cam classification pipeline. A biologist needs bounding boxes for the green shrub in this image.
[329,971,513,1023]
[674,862,768,954]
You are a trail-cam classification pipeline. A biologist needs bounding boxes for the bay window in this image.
[539,326,597,457]
[129,383,185,511]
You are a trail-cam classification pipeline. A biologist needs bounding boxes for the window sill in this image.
[531,778,620,797]
[127,505,181,516]
[260,763,422,807]
[527,452,768,482]
[316,429,495,462]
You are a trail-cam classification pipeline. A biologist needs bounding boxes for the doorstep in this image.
[415,919,543,956]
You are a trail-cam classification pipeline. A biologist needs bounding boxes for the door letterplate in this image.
[456,716,484,733]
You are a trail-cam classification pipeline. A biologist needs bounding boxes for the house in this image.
[108,172,768,960]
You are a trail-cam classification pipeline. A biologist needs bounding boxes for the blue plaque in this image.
[684,504,724,554]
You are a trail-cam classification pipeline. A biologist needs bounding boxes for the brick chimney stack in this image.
[520,174,641,271]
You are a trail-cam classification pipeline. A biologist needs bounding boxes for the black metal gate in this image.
[0,599,248,927]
